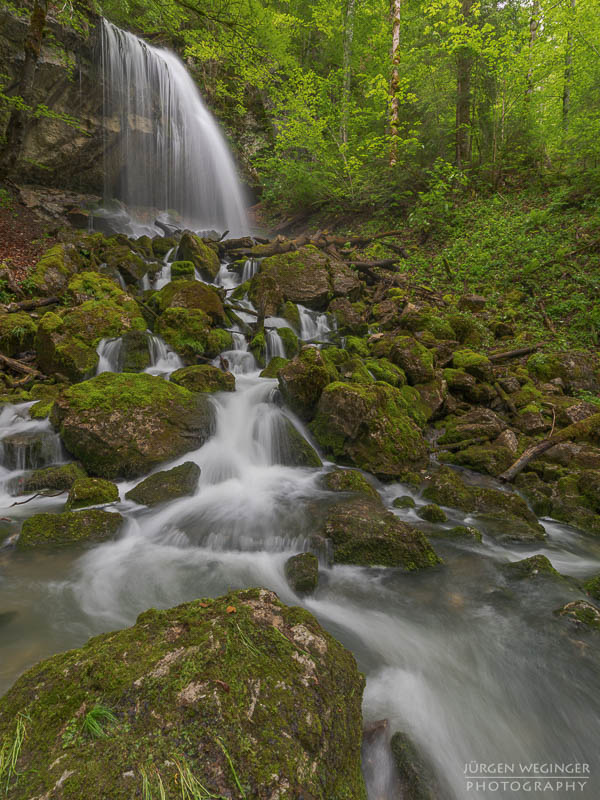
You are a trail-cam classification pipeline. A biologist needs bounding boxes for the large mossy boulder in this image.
[0,311,37,357]
[278,346,331,421]
[377,336,435,385]
[176,230,220,281]
[423,467,545,541]
[170,364,235,393]
[323,497,440,569]
[51,373,215,479]
[0,588,367,799]
[18,509,124,549]
[249,246,360,315]
[311,382,429,479]
[26,243,80,296]
[65,478,119,510]
[152,279,227,325]
[125,462,201,506]
[155,307,232,362]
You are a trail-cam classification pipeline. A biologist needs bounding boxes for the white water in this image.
[96,337,123,373]
[298,303,334,341]
[101,20,248,236]
[145,334,183,377]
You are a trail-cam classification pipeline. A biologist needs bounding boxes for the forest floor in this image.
[0,185,57,287]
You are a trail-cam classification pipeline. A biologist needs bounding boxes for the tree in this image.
[455,0,473,167]
[389,0,402,165]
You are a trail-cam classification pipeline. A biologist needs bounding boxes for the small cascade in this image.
[297,304,334,341]
[101,20,248,235]
[96,337,123,374]
[265,329,285,361]
[242,259,259,282]
[154,263,172,290]
[0,429,63,472]
[145,334,183,377]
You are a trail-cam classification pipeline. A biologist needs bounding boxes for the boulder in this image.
[155,308,232,362]
[170,260,195,280]
[321,468,380,500]
[452,349,493,382]
[386,336,434,385]
[18,509,124,549]
[51,373,215,479]
[438,408,507,445]
[502,554,570,582]
[278,346,331,421]
[391,731,440,800]
[120,329,151,373]
[329,298,367,334]
[273,417,323,468]
[0,589,366,799]
[26,243,80,296]
[0,311,37,357]
[284,552,319,594]
[311,382,429,479]
[66,478,119,510]
[259,356,288,378]
[16,462,86,494]
[125,462,201,506]
[417,504,447,523]
[392,495,416,509]
[249,246,360,315]
[322,497,441,569]
[176,231,220,280]
[527,351,600,393]
[152,279,227,325]
[170,365,235,393]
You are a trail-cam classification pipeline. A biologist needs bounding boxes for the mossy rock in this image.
[65,478,119,510]
[278,346,331,421]
[391,731,440,800]
[527,351,600,393]
[337,357,375,386]
[417,503,447,523]
[583,574,600,601]
[170,365,235,393]
[152,280,227,325]
[438,525,482,542]
[502,554,564,581]
[386,336,434,385]
[281,300,301,332]
[554,600,600,631]
[272,417,322,468]
[250,329,266,367]
[125,462,201,506]
[310,382,429,480]
[17,462,86,495]
[321,468,380,500]
[51,373,215,479]
[151,235,177,258]
[170,260,195,280]
[329,297,367,335]
[156,307,232,362]
[323,497,441,569]
[284,552,319,594]
[277,325,299,358]
[446,310,489,346]
[364,357,406,387]
[1,430,60,471]
[26,243,80,296]
[475,512,546,543]
[18,509,124,549]
[0,312,37,357]
[440,444,515,477]
[120,329,152,373]
[176,231,220,281]
[423,467,545,541]
[259,356,288,378]
[392,495,416,509]
[0,588,366,799]
[452,349,493,382]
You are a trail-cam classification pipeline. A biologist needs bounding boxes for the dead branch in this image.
[489,344,541,362]
[0,353,43,377]
[3,296,60,313]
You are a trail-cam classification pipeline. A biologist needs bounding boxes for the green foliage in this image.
[81,704,118,740]
[0,712,27,795]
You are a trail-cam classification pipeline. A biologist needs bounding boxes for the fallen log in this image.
[230,229,409,261]
[3,296,60,313]
[489,344,540,362]
[345,259,399,270]
[499,412,600,482]
[0,353,43,378]
[225,303,259,318]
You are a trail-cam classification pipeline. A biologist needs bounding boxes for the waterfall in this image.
[101,20,248,236]
[96,337,123,374]
[265,329,285,361]
[242,259,259,282]
[145,334,183,376]
[297,304,333,341]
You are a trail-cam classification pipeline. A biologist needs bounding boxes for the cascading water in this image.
[145,334,183,376]
[101,20,248,236]
[96,337,123,373]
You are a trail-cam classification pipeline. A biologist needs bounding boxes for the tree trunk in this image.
[0,1,48,177]
[526,1,540,99]
[455,0,473,168]
[389,0,402,166]
[562,0,576,127]
[341,0,357,145]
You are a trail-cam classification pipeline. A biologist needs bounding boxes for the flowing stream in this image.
[1,258,599,798]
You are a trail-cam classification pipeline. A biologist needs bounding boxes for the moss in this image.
[0,312,37,357]
[284,552,319,594]
[442,525,482,542]
[387,336,435,385]
[274,417,323,468]
[337,357,375,386]
[345,336,369,358]
[452,349,492,381]
[281,300,301,332]
[120,330,151,373]
[18,463,86,494]
[67,271,125,304]
[393,495,416,509]
[152,236,177,258]
[321,468,380,500]
[440,444,515,477]
[27,243,79,296]
[417,504,447,523]
[250,330,266,366]
[169,260,195,280]
[170,365,235,393]
[554,600,600,631]
[584,574,600,601]
[65,478,119,510]
[446,310,490,346]
[390,731,439,800]
[18,509,124,549]
[399,308,455,340]
[125,462,201,506]
[364,357,406,387]
[152,280,226,325]
[278,347,331,421]
[259,356,288,378]
[176,231,220,280]
[0,588,366,799]
[502,554,563,580]
[277,325,299,358]
[155,307,211,361]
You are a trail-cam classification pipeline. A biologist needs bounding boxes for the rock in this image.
[278,346,331,421]
[120,329,151,373]
[125,462,201,506]
[0,311,37,357]
[52,373,215,479]
[0,588,366,798]
[26,243,80,296]
[170,259,195,280]
[494,428,519,452]
[440,444,515,477]
[442,367,479,402]
[176,231,220,280]
[1,430,60,471]
[249,246,360,315]
[417,504,447,523]
[170,365,235,393]
[475,512,546,543]
[387,336,435,385]
[16,462,86,495]
[440,525,482,542]
[156,308,232,362]
[452,349,493,382]
[458,294,486,311]
[321,468,380,500]
[152,279,227,325]
[554,600,600,631]
[259,356,288,378]
[527,351,600,393]
[329,298,367,335]
[514,408,549,435]
[545,474,600,536]
[272,417,322,468]
[557,400,598,426]
[311,381,429,479]
[152,236,177,258]
[502,554,563,580]
[423,467,545,540]
[277,326,299,358]
[583,574,600,601]
[284,552,319,594]
[18,509,124,549]
[66,478,119,510]
[392,495,416,509]
[323,497,441,569]
[391,731,440,800]
[438,408,507,445]
[364,357,406,387]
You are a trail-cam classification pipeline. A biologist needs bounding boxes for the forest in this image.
[0,1,599,799]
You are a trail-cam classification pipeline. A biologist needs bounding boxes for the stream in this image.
[1,255,599,799]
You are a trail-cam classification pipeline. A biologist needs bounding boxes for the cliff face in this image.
[0,9,106,194]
